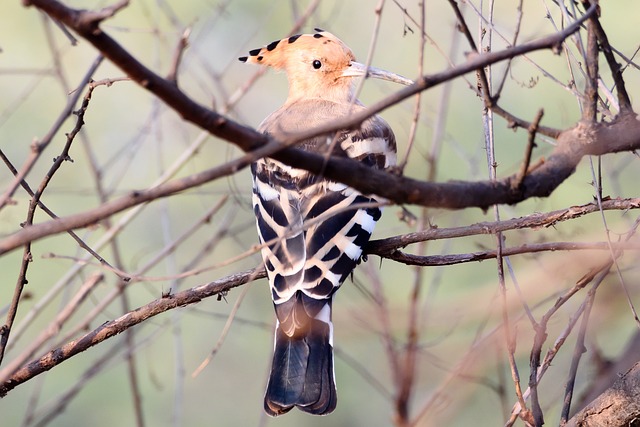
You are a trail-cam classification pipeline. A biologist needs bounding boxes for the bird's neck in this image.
[286,80,355,105]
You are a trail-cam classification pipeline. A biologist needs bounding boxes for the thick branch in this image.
[24,0,600,176]
[566,362,640,427]
[2,112,639,256]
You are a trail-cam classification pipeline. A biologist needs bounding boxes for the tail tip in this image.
[263,394,337,417]
[264,399,293,417]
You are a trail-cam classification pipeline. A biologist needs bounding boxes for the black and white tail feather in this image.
[241,30,405,416]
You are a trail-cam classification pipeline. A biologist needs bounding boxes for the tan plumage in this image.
[240,29,410,417]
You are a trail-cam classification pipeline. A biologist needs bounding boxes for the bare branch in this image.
[0,272,104,384]
[0,77,98,365]
[512,109,544,191]
[0,55,103,210]
[167,27,191,86]
[580,0,633,112]
[376,241,640,267]
[4,3,639,424]
[4,108,640,258]
[583,14,599,122]
[0,267,265,397]
[561,286,597,423]
[368,198,640,255]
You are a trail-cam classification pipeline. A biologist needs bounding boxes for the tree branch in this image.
[580,0,633,113]
[0,267,265,396]
[566,362,640,427]
[1,110,638,257]
[368,197,640,254]
[377,241,640,267]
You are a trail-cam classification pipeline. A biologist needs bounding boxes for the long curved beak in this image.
[342,61,414,86]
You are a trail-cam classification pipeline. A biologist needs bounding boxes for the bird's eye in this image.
[312,60,322,69]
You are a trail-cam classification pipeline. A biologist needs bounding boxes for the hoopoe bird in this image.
[240,29,411,416]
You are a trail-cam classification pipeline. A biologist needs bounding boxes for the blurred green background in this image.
[1,1,639,426]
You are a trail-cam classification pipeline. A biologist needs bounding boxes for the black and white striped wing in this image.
[297,182,381,299]
[252,124,395,307]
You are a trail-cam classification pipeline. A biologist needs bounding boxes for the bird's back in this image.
[259,98,396,169]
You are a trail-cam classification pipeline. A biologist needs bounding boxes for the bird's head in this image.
[239,29,412,103]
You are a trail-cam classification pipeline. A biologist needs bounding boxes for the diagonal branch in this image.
[0,55,103,210]
[580,0,633,112]
[25,0,596,158]
[0,267,265,396]
[4,0,635,257]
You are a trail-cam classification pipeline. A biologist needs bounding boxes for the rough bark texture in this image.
[567,362,640,427]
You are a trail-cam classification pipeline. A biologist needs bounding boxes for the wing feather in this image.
[253,100,395,309]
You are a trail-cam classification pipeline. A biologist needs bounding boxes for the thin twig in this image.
[0,76,96,366]
[0,151,124,278]
[512,109,544,191]
[560,282,598,424]
[4,199,230,377]
[379,240,640,267]
[30,326,163,427]
[507,214,640,423]
[396,2,426,424]
[368,197,640,255]
[582,13,599,122]
[506,293,588,425]
[447,0,493,103]
[51,18,78,45]
[588,159,640,328]
[0,272,104,384]
[396,0,424,173]
[364,262,401,401]
[0,56,103,210]
[167,27,191,85]
[493,0,524,98]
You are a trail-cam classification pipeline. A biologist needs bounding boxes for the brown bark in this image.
[567,361,640,427]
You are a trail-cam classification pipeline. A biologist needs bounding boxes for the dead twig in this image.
[368,197,640,255]
[0,55,103,210]
[167,27,191,86]
[0,76,97,366]
[512,109,544,191]
[580,0,632,112]
[0,267,265,397]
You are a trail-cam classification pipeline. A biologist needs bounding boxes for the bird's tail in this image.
[264,296,337,416]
